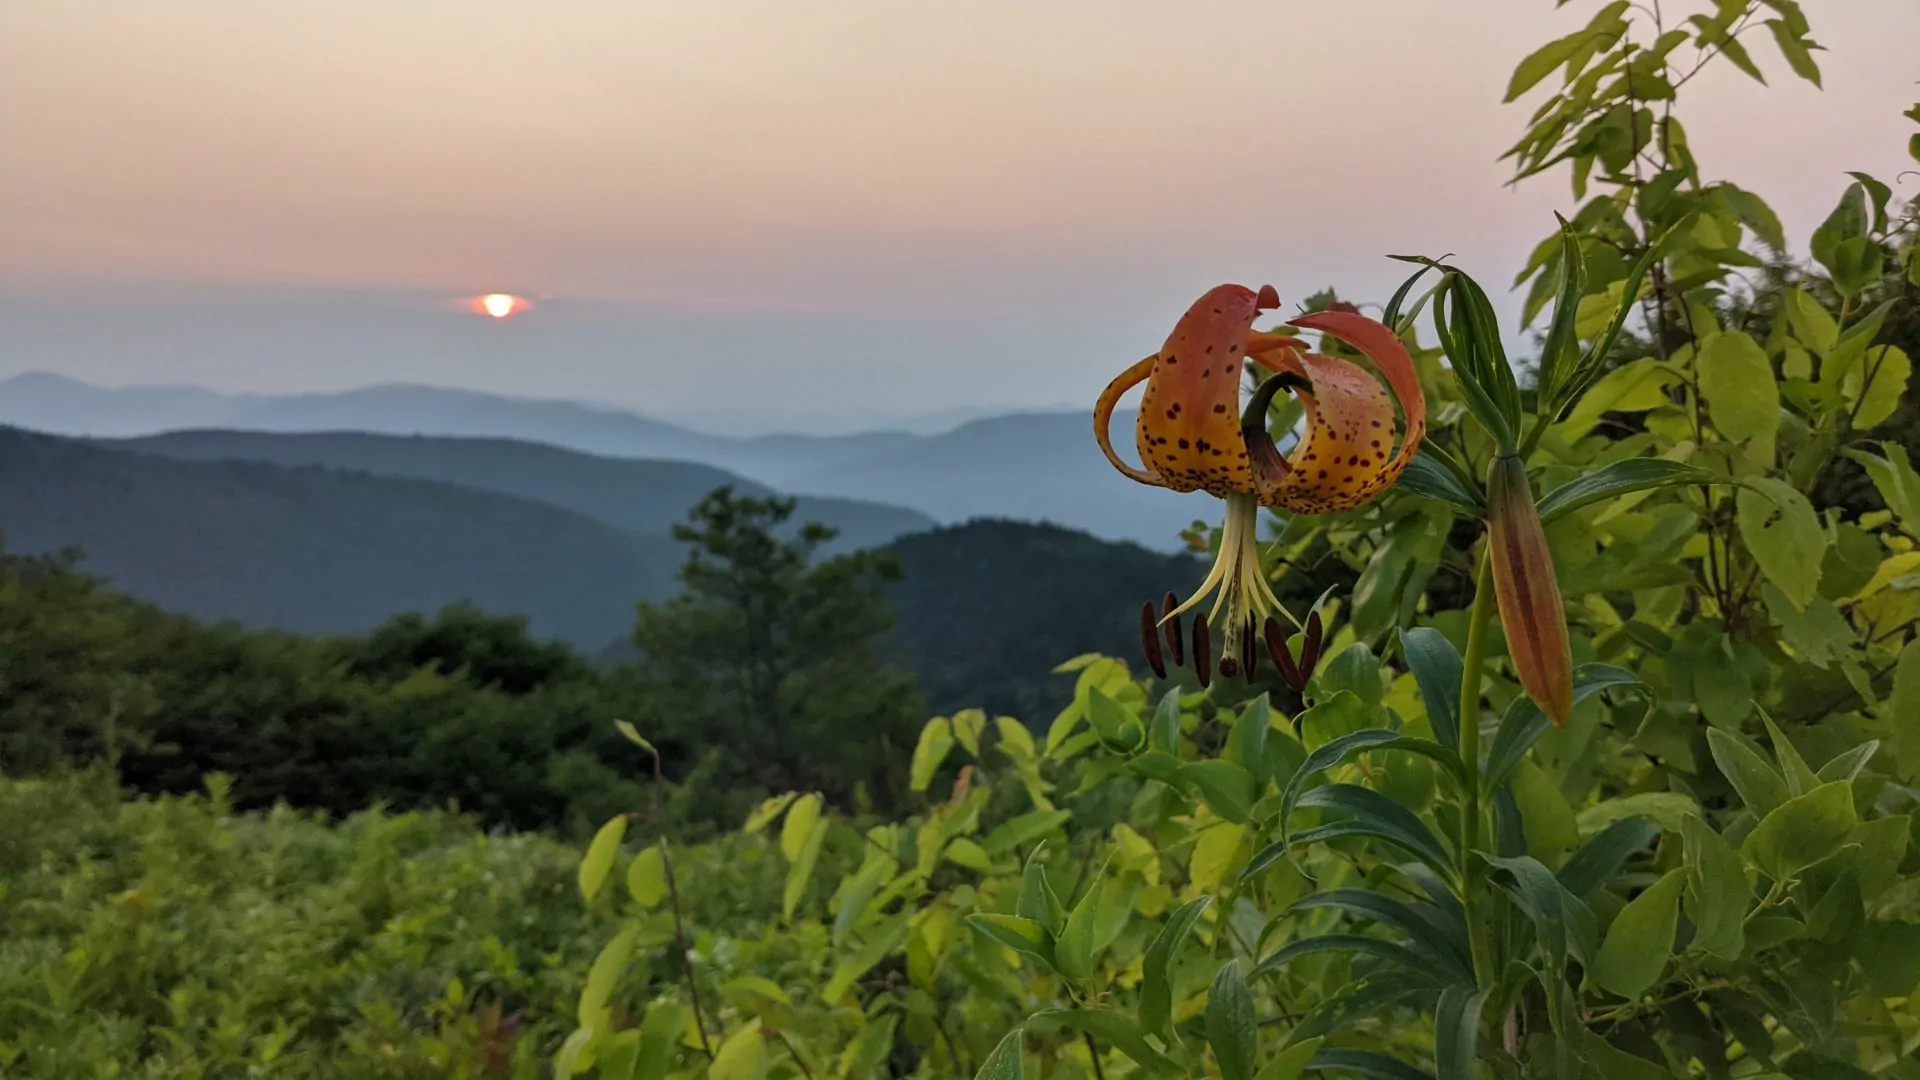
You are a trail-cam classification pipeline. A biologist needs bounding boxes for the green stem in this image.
[1458,550,1499,991]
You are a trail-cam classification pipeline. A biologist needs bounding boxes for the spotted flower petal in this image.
[1245,310,1427,515]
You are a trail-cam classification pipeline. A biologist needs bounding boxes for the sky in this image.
[2,1,1916,435]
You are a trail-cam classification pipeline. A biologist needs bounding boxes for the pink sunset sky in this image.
[2,0,1915,432]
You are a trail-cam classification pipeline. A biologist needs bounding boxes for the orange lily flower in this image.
[1095,284,1426,685]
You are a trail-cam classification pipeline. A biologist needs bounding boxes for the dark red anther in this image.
[1264,617,1305,691]
[1162,592,1184,667]
[1191,612,1212,689]
[1241,620,1258,683]
[1302,610,1325,676]
[1140,601,1167,679]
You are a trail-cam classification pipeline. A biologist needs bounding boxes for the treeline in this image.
[0,489,925,837]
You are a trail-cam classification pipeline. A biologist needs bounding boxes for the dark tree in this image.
[633,487,922,808]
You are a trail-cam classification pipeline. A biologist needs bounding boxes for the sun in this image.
[481,293,518,319]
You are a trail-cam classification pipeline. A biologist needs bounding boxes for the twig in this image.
[767,1027,817,1080]
[659,839,716,1060]
[1085,1033,1108,1080]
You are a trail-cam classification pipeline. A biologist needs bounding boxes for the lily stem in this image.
[1458,550,1499,992]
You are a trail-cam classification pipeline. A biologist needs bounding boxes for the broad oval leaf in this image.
[1742,780,1859,883]
[972,1028,1026,1080]
[1184,760,1258,824]
[579,815,628,903]
[1593,868,1684,999]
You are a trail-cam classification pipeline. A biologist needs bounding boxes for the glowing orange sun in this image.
[467,293,532,319]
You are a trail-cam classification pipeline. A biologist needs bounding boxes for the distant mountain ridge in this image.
[0,372,1197,547]
[109,429,934,555]
[0,426,679,643]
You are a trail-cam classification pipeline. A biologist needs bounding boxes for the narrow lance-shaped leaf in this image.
[1401,627,1465,750]
[1139,896,1211,1038]
[973,1028,1026,1080]
[1435,984,1488,1080]
[1537,459,1726,523]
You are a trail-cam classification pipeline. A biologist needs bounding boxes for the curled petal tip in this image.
[1256,284,1281,310]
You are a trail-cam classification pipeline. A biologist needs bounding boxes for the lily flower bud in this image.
[1485,454,1573,727]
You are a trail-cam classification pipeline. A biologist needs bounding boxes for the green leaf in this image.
[1736,478,1825,610]
[1278,729,1462,853]
[579,922,640,1031]
[1184,760,1258,824]
[1395,446,1485,517]
[968,913,1055,970]
[1435,984,1487,1080]
[1537,459,1724,524]
[1252,934,1438,980]
[1757,706,1821,797]
[1149,688,1182,754]
[1707,728,1790,817]
[782,817,828,919]
[910,717,955,792]
[984,809,1072,857]
[1893,642,1920,779]
[779,794,822,862]
[1308,1049,1437,1080]
[1254,1038,1322,1080]
[1291,890,1473,978]
[1764,19,1822,85]
[1140,896,1211,1038]
[553,1027,595,1078]
[626,844,666,908]
[1017,847,1066,931]
[1557,817,1659,900]
[1582,1038,1671,1080]
[1230,695,1274,784]
[634,1002,687,1080]
[1401,627,1464,750]
[1206,960,1259,1080]
[1785,288,1838,354]
[1505,30,1593,102]
[1593,868,1684,998]
[742,793,798,835]
[1742,781,1859,883]
[614,719,659,760]
[1485,665,1646,792]
[1087,686,1143,753]
[1681,814,1748,961]
[1032,1010,1182,1078]
[1291,784,1456,882]
[1481,852,1598,969]
[1845,345,1911,430]
[1817,741,1878,784]
[1698,331,1781,457]
[1845,443,1920,539]
[1054,857,1109,983]
[1535,218,1588,406]
[972,1028,1025,1080]
[579,815,627,903]
[1764,584,1855,670]
[710,1023,763,1080]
